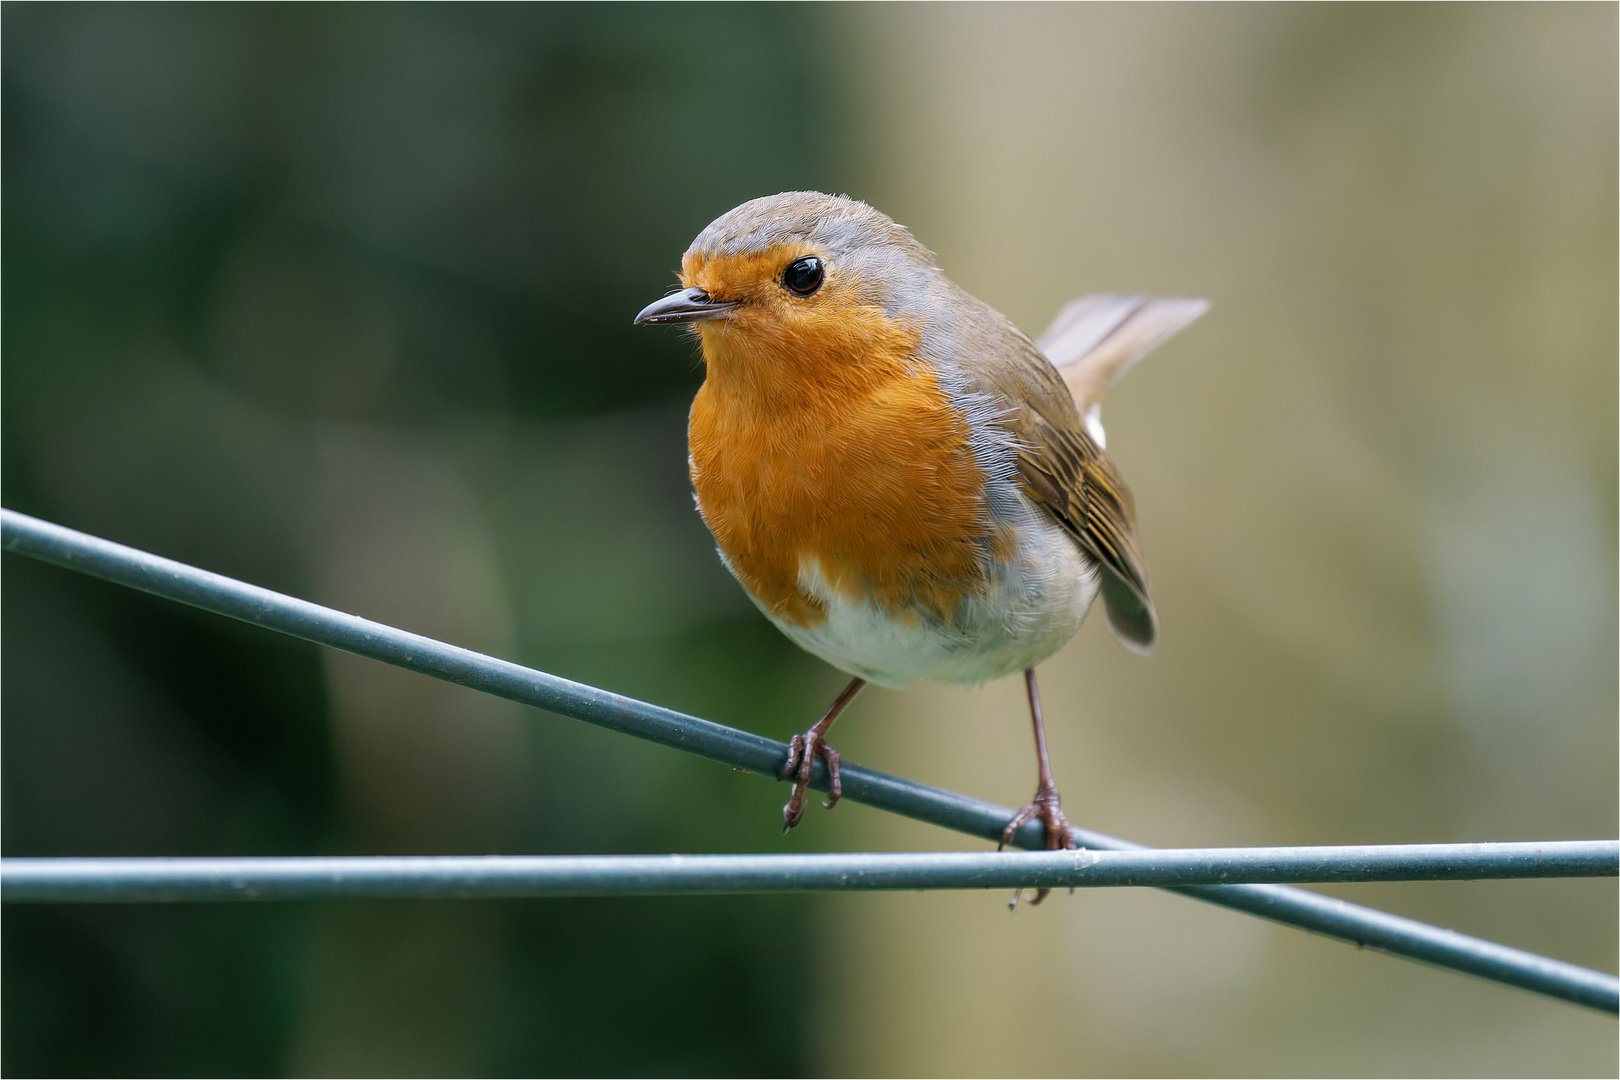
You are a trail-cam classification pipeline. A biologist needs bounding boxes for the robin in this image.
[635,192,1205,902]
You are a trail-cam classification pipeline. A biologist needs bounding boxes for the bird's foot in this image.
[778,727,842,833]
[999,782,1076,908]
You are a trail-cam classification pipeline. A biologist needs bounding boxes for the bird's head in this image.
[635,192,943,388]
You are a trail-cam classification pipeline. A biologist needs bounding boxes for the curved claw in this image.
[781,728,840,833]
[999,805,1038,851]
[777,676,864,835]
[1003,783,1077,908]
[778,734,806,782]
[820,745,842,809]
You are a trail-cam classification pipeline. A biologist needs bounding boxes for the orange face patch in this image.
[684,248,993,628]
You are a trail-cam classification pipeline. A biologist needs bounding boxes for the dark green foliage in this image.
[3,4,848,1075]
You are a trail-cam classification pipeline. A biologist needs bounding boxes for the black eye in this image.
[781,256,824,296]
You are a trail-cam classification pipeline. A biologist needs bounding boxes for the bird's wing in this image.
[1012,398,1158,655]
[1037,294,1208,430]
[954,302,1160,655]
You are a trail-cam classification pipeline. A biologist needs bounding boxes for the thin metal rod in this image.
[4,843,1614,903]
[2,509,1615,1015]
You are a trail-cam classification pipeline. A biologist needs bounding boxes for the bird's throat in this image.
[693,300,923,410]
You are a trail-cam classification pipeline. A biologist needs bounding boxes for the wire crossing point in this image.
[2,508,1616,1015]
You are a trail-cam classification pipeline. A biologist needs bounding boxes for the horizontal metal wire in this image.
[6,843,1616,904]
[3,508,1616,1015]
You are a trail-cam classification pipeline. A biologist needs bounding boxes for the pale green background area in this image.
[3,4,1614,1077]
[810,4,1617,1076]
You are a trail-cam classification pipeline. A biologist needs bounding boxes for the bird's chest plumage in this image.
[687,323,1098,687]
[689,354,992,627]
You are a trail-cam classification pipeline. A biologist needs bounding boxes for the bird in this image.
[635,192,1205,902]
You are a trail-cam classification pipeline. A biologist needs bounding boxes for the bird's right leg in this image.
[780,676,865,832]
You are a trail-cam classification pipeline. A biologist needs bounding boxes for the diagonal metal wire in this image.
[5,843,1615,903]
[2,508,1616,1014]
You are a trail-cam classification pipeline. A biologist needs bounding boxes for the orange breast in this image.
[687,302,993,629]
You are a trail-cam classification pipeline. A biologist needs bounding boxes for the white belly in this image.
[749,495,1100,688]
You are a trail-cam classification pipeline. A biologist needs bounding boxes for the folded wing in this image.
[1009,293,1208,653]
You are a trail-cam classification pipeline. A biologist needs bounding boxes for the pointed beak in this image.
[633,287,739,325]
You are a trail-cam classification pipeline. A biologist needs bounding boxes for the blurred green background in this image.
[2,3,1614,1076]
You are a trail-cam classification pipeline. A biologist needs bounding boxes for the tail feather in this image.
[1037,293,1208,446]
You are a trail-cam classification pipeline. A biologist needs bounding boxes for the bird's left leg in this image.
[779,676,865,833]
[999,667,1076,906]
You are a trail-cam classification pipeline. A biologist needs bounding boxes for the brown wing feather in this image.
[1013,407,1158,655]
[939,287,1159,654]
